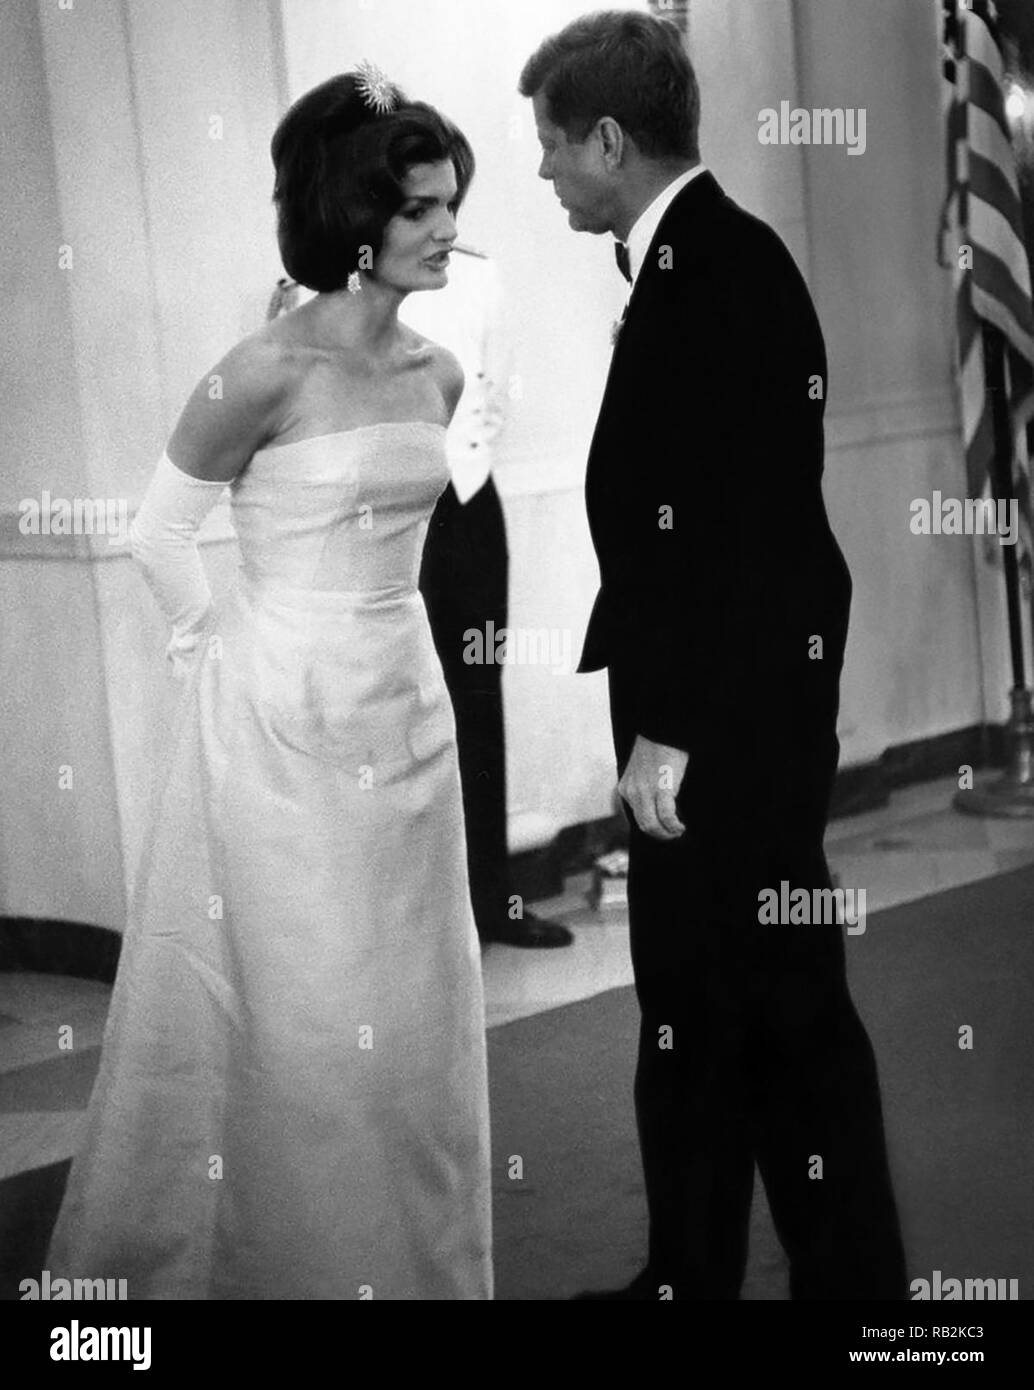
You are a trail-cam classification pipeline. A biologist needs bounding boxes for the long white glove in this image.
[129,451,228,678]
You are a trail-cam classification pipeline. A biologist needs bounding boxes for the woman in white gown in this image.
[45,67,492,1300]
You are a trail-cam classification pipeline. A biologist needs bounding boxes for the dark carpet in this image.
[4,864,1033,1300]
[487,862,1034,1299]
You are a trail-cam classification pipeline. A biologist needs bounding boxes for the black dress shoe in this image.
[479,910,573,948]
[572,1269,669,1300]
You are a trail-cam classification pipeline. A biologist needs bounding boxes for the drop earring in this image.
[347,270,362,294]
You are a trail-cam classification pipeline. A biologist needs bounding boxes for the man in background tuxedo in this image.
[406,246,572,949]
[520,10,908,1298]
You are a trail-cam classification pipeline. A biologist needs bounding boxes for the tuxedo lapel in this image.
[587,172,727,496]
[623,170,724,324]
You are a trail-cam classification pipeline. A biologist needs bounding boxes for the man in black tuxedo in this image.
[520,11,907,1299]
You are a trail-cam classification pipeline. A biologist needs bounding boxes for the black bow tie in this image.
[614,240,631,284]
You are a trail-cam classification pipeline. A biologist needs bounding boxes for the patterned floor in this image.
[1,772,1033,1187]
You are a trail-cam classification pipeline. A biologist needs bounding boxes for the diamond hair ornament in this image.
[354,60,398,116]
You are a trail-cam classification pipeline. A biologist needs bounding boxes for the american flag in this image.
[940,0,1034,580]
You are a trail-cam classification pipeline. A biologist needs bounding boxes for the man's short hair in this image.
[518,9,700,161]
[271,73,475,292]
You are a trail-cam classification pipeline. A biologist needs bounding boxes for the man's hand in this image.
[617,735,689,841]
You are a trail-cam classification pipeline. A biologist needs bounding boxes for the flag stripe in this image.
[943,0,1034,516]
[966,44,1013,144]
[969,237,1034,347]
[968,103,1024,205]
[968,148,1026,246]
[965,9,1005,89]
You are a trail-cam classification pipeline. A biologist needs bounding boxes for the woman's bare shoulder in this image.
[406,330,463,417]
[166,327,308,480]
[238,315,317,376]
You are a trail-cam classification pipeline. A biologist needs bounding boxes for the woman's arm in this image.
[165,333,294,480]
[128,458,227,677]
[130,334,293,675]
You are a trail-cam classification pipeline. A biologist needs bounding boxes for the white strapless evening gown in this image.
[46,421,493,1299]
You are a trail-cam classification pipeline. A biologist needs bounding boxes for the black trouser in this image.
[608,664,908,1300]
[419,478,509,940]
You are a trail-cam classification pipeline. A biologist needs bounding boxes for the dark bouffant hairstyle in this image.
[271,72,475,292]
[518,9,699,162]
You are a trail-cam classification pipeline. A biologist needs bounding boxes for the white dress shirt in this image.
[623,162,709,294]
[400,249,510,503]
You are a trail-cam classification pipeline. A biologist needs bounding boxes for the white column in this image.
[0,0,286,927]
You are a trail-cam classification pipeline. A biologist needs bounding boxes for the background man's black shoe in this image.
[479,911,573,948]
[571,1269,667,1300]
